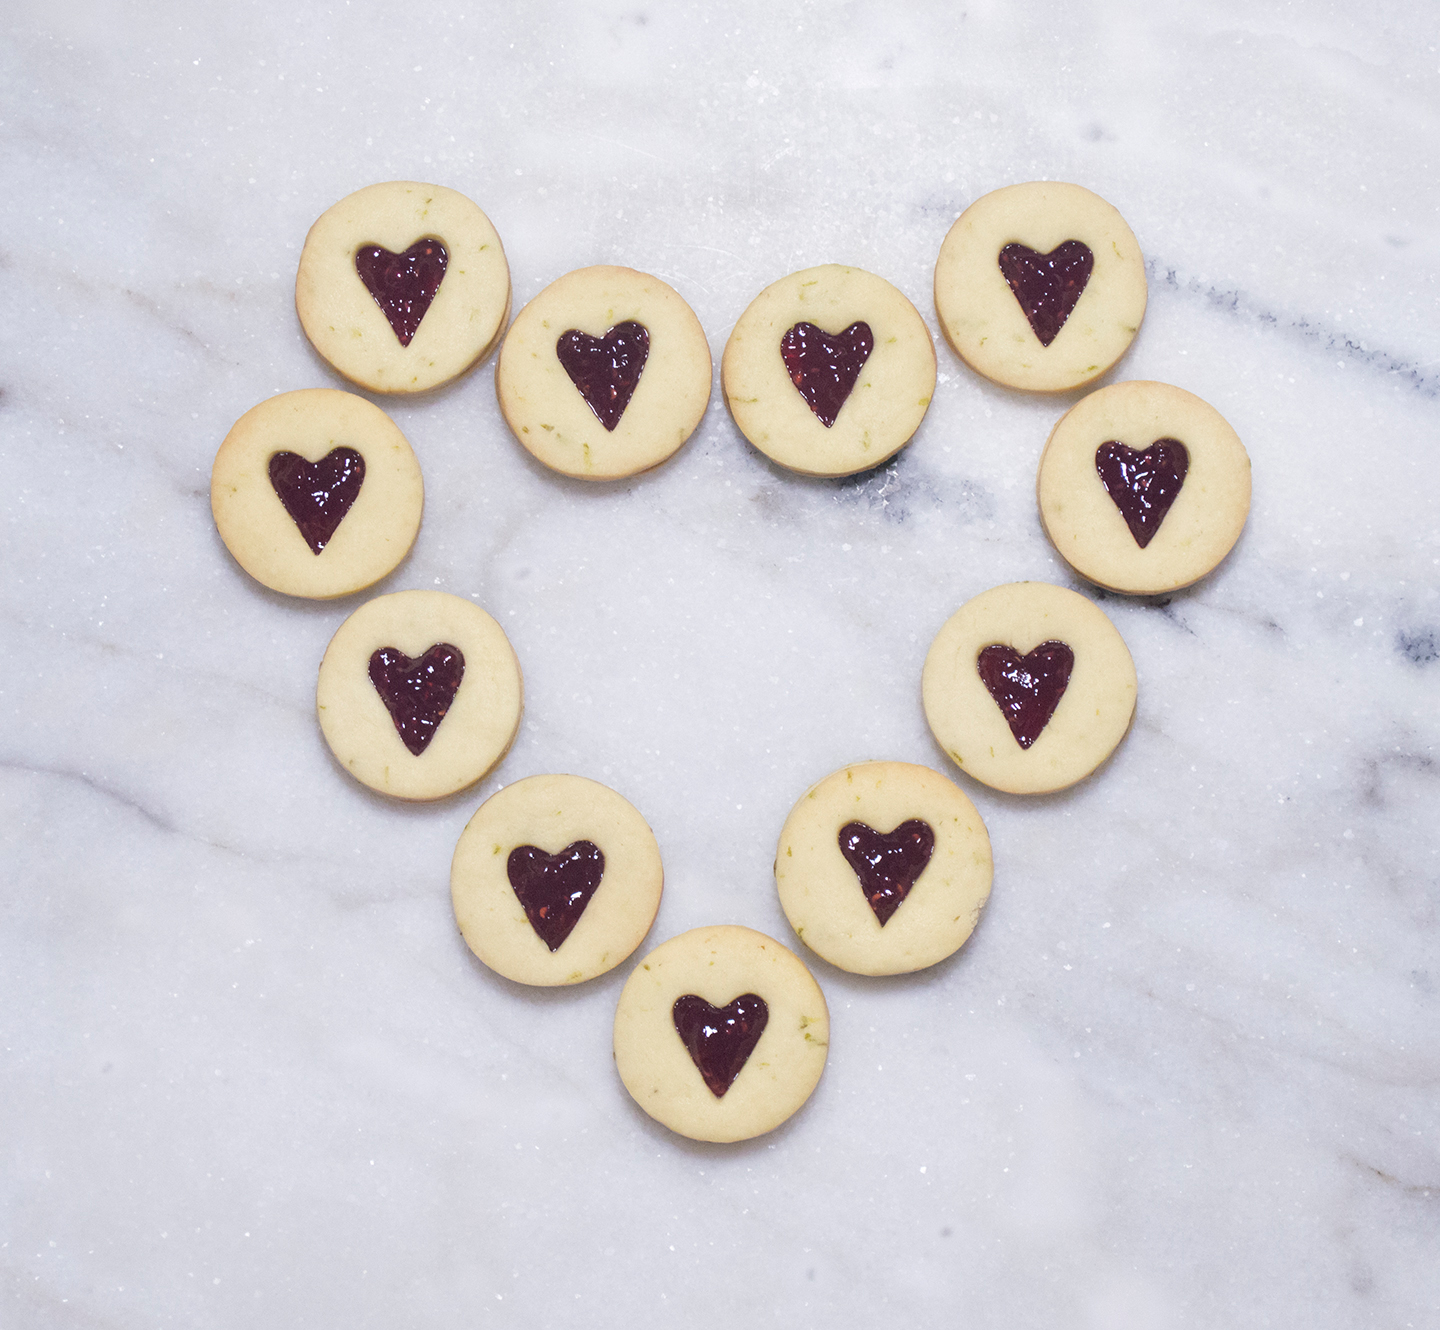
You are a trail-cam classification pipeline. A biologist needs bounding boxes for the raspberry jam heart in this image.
[1095,438,1190,548]
[977,641,1075,749]
[838,819,936,926]
[555,321,650,431]
[354,237,448,347]
[506,841,606,952]
[780,321,874,428]
[267,447,365,555]
[367,644,465,756]
[672,993,769,1098]
[997,241,1094,347]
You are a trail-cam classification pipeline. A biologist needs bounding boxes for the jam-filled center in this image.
[672,993,769,1098]
[267,447,365,555]
[977,640,1075,749]
[506,841,606,952]
[997,241,1093,347]
[555,321,650,431]
[838,819,936,926]
[367,644,465,756]
[780,321,874,428]
[1095,438,1190,548]
[354,237,448,347]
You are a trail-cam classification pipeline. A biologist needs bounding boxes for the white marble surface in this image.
[4,1,1438,1325]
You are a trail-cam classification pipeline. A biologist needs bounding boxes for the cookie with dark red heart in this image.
[497,266,710,480]
[935,181,1146,392]
[723,264,935,477]
[613,926,828,1143]
[1038,380,1251,595]
[211,389,423,600]
[776,762,992,975]
[923,582,1136,794]
[451,775,662,986]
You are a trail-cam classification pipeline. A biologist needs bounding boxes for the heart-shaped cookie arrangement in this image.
[213,175,1250,1142]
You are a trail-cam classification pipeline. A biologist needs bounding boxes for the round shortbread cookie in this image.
[210,389,423,599]
[495,265,712,480]
[922,582,1136,795]
[934,182,1146,393]
[722,264,936,477]
[451,774,664,986]
[296,181,511,394]
[1037,381,1251,595]
[316,590,523,801]
[613,925,829,1144]
[775,761,993,976]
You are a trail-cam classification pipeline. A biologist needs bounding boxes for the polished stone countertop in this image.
[4,2,1437,1325]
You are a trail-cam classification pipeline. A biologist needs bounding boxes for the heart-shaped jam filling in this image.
[672,993,769,1098]
[1095,438,1190,549]
[354,237,448,347]
[997,241,1094,347]
[367,644,465,756]
[838,819,936,926]
[977,641,1075,749]
[779,321,874,428]
[555,321,650,431]
[267,447,365,554]
[506,841,606,952]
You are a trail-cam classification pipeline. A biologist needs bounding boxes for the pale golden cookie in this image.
[210,389,423,599]
[722,264,936,476]
[451,774,663,986]
[1037,381,1251,595]
[495,266,712,480]
[316,590,522,801]
[922,582,1136,795]
[296,181,510,394]
[613,925,829,1144]
[775,761,992,976]
[934,182,1146,392]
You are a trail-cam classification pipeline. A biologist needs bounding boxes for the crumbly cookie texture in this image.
[612,925,829,1144]
[934,182,1146,392]
[1037,380,1251,595]
[211,389,423,599]
[316,590,522,801]
[296,181,510,394]
[451,774,663,986]
[922,582,1136,795]
[775,761,993,976]
[722,264,936,477]
[496,265,711,480]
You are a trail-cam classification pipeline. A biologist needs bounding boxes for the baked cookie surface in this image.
[934,182,1146,392]
[316,589,522,801]
[296,181,511,394]
[612,925,829,1143]
[722,264,935,476]
[211,389,423,599]
[922,582,1136,794]
[451,774,663,986]
[775,761,992,976]
[496,265,711,480]
[1037,380,1251,594]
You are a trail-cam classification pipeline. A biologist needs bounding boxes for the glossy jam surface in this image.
[354,237,448,347]
[555,321,650,431]
[779,321,874,428]
[997,241,1094,347]
[367,644,465,756]
[1095,438,1190,548]
[267,447,365,555]
[838,819,936,926]
[671,993,769,1098]
[506,840,606,952]
[977,641,1075,749]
